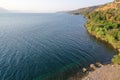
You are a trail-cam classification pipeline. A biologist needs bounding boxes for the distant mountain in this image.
[0,7,10,13]
[67,6,100,15]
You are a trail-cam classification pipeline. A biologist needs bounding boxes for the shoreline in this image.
[68,17,120,80]
[67,16,116,80]
[85,25,119,53]
[85,23,120,53]
[84,18,120,53]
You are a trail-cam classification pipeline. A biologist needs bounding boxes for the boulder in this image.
[82,67,87,72]
[96,62,103,67]
[90,64,96,70]
[118,49,120,53]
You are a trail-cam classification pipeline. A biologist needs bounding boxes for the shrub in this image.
[112,53,120,65]
[117,31,120,40]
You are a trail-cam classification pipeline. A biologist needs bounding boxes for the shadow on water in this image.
[33,63,86,80]
[88,33,118,55]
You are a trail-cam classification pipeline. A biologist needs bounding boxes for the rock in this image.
[96,62,103,67]
[118,49,120,53]
[82,67,87,72]
[112,65,114,67]
[90,64,96,70]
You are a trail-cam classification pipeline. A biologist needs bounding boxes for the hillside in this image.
[95,3,118,11]
[68,6,99,15]
[85,1,120,64]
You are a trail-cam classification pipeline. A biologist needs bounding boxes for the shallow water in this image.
[0,13,114,80]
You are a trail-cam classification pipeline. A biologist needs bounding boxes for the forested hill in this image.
[85,1,120,64]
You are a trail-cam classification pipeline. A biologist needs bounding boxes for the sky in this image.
[0,0,114,13]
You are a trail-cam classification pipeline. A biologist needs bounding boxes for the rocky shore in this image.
[68,63,120,80]
[82,64,120,80]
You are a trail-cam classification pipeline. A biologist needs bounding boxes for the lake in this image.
[0,13,114,80]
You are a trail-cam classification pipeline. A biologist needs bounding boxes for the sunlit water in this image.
[0,13,114,80]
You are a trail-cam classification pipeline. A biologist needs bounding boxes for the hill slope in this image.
[85,2,120,64]
[68,6,99,15]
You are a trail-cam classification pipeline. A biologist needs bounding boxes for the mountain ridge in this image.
[68,5,100,15]
[0,7,10,13]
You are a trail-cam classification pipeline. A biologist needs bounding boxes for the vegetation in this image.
[85,3,120,64]
[112,53,120,64]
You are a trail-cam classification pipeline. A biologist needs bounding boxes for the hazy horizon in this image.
[0,0,114,13]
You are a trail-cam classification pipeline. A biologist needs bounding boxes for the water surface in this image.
[0,13,114,80]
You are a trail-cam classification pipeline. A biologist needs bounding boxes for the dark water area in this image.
[0,13,115,80]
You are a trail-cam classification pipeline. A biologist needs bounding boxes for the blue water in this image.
[0,13,114,80]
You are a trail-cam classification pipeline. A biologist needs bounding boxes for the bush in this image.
[117,31,120,40]
[112,53,120,65]
[106,34,115,42]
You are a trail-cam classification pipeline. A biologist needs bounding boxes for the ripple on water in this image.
[0,13,114,80]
